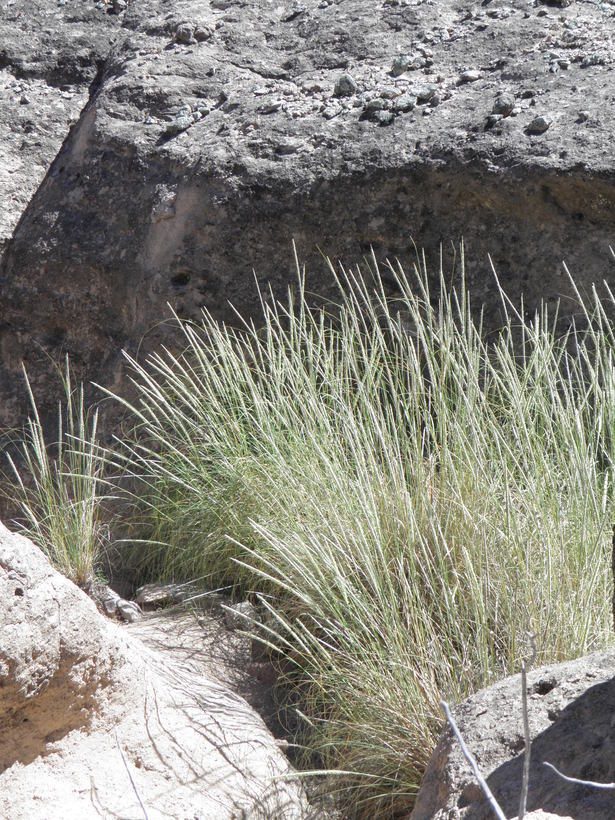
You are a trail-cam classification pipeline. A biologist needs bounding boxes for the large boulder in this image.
[0,521,138,772]
[2,1,615,426]
[412,650,615,819]
[0,522,312,818]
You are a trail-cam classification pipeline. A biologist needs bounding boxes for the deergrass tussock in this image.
[6,362,110,589]
[108,254,613,816]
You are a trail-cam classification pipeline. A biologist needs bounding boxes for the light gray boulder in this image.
[0,522,313,818]
[0,520,138,772]
[412,650,615,819]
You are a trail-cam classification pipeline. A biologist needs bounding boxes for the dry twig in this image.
[440,700,507,820]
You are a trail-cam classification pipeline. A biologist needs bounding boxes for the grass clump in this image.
[107,254,614,816]
[6,362,110,589]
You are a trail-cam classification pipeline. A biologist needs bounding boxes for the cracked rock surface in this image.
[0,0,123,253]
[3,0,615,425]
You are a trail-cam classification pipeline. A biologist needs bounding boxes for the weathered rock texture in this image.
[412,650,615,820]
[0,0,122,253]
[0,521,136,772]
[0,522,312,818]
[3,0,615,424]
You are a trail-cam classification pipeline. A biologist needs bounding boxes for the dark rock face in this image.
[3,0,615,423]
[0,0,123,254]
[412,650,615,820]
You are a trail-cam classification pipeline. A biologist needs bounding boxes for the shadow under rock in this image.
[462,675,615,819]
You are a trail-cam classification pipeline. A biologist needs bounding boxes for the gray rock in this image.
[392,93,416,113]
[458,69,482,84]
[4,0,615,436]
[412,650,615,819]
[194,25,214,42]
[391,54,425,76]
[0,523,312,818]
[258,99,283,114]
[334,73,357,97]
[493,93,515,116]
[116,598,142,622]
[101,586,121,615]
[176,23,197,45]
[526,114,553,134]
[165,113,194,135]
[485,113,504,129]
[362,98,391,116]
[390,55,411,77]
[224,601,259,630]
[414,83,437,103]
[97,585,142,622]
[373,109,395,126]
[102,596,119,616]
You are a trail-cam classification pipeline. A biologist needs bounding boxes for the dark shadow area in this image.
[462,675,615,818]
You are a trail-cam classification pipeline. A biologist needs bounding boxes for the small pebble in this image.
[363,98,390,114]
[374,110,395,126]
[493,93,514,117]
[117,600,142,623]
[166,114,193,135]
[414,84,437,103]
[391,54,425,76]
[176,23,197,44]
[258,100,283,114]
[194,25,214,41]
[392,93,416,113]
[526,114,552,135]
[458,69,482,85]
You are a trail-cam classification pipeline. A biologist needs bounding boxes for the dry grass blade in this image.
[98,250,615,815]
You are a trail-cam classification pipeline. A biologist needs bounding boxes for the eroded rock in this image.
[3,0,615,430]
[0,521,136,771]
[412,650,615,819]
[0,0,122,255]
[0,523,313,818]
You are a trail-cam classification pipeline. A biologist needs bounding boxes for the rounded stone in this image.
[526,114,553,135]
[176,23,196,44]
[414,84,437,103]
[194,25,214,42]
[391,54,412,77]
[334,73,357,97]
[493,93,515,117]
